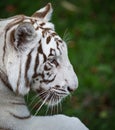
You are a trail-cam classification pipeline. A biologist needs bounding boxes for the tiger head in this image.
[0,3,78,106]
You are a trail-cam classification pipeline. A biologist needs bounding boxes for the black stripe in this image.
[0,69,13,91]
[48,48,56,57]
[32,45,40,78]
[10,102,26,105]
[56,41,62,55]
[25,49,33,87]
[9,112,31,120]
[46,36,51,44]
[40,75,56,84]
[38,40,47,63]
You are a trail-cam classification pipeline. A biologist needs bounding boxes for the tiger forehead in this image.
[39,34,64,58]
[29,18,64,56]
[24,18,63,41]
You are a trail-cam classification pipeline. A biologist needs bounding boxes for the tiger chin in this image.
[0,3,89,130]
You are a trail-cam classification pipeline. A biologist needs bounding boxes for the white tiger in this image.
[0,3,89,130]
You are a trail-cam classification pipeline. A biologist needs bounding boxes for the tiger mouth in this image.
[36,87,68,106]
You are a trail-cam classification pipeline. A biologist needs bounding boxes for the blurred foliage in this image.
[0,0,115,129]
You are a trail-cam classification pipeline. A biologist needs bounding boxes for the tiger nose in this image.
[67,86,75,92]
[67,76,78,92]
[67,85,78,93]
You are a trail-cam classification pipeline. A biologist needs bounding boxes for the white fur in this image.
[0,3,89,130]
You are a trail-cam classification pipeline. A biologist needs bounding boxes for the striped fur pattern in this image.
[0,3,88,130]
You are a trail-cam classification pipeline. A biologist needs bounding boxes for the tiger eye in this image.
[51,59,59,67]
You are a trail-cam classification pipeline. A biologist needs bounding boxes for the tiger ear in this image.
[32,3,53,21]
[14,22,36,49]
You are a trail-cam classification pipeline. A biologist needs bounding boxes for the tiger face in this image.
[1,3,78,106]
[32,33,78,106]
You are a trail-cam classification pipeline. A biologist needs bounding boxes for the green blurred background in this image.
[0,0,115,129]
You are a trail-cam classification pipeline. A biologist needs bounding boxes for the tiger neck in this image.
[0,68,24,102]
[0,76,25,106]
[0,27,12,92]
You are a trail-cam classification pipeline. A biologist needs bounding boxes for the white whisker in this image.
[34,93,50,116]
[51,105,53,115]
[45,92,54,115]
[30,92,48,113]
[30,88,67,116]
[62,28,71,44]
[28,94,39,107]
[38,90,48,96]
[30,98,42,113]
[26,91,30,103]
[56,96,60,114]
[31,90,50,115]
[49,93,55,115]
[45,104,50,115]
[59,101,62,112]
